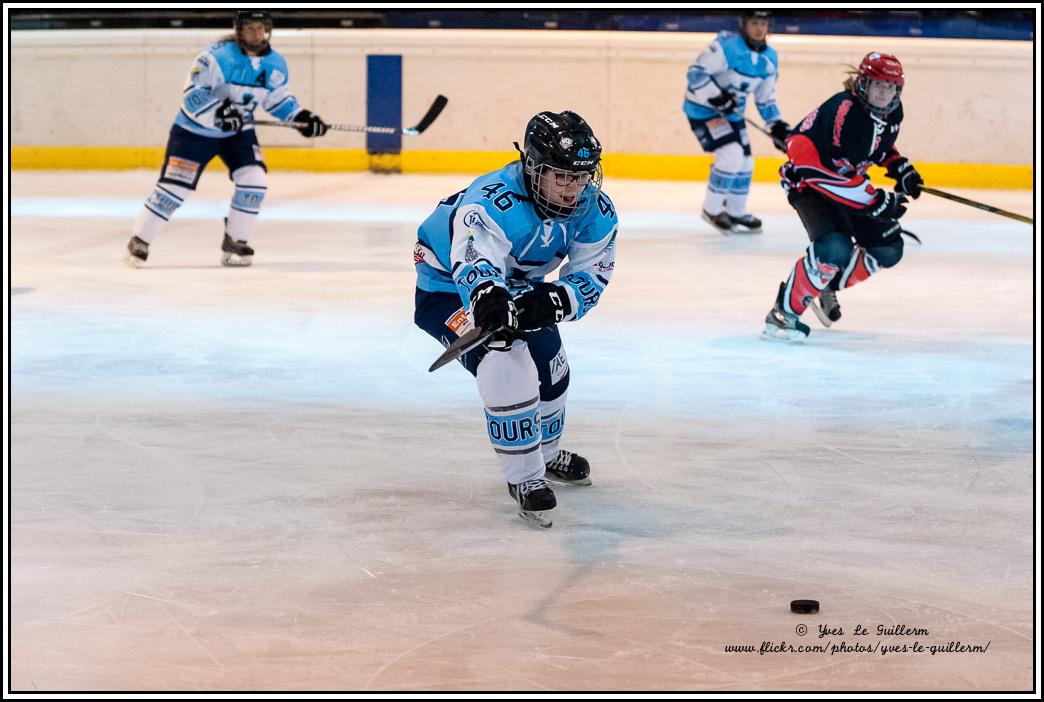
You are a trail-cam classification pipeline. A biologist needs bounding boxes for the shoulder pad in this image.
[263,50,289,73]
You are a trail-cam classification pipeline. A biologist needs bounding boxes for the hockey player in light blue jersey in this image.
[683,10,791,234]
[125,11,328,267]
[414,111,619,528]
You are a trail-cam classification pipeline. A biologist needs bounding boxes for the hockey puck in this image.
[790,599,819,614]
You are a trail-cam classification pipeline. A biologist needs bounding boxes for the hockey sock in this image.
[703,166,730,214]
[226,165,267,243]
[724,156,755,217]
[539,392,567,464]
[476,343,545,484]
[837,247,880,289]
[782,244,841,316]
[132,182,192,243]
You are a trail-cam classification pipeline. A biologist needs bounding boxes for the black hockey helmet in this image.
[738,10,772,51]
[234,10,272,55]
[515,111,603,220]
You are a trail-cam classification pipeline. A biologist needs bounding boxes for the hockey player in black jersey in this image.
[763,52,923,341]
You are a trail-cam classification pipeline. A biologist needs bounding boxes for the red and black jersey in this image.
[781,91,904,211]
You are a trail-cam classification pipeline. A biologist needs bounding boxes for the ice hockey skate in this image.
[123,236,149,268]
[730,213,763,234]
[761,282,810,342]
[545,450,592,486]
[811,287,841,327]
[701,209,734,234]
[221,232,254,267]
[507,478,557,528]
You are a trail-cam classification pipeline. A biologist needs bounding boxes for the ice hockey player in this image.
[763,52,923,341]
[124,11,328,268]
[683,10,790,234]
[413,111,619,528]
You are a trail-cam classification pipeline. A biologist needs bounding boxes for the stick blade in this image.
[407,95,448,136]
[428,322,494,372]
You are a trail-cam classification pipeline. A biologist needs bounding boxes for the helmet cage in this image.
[853,53,905,117]
[522,155,603,222]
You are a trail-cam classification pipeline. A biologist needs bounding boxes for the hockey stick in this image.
[250,94,448,136]
[428,305,529,372]
[920,186,1033,225]
[743,116,787,153]
[428,323,501,372]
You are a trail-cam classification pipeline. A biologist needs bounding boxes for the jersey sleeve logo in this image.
[270,69,286,87]
[832,100,852,147]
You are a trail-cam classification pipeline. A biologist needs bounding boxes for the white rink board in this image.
[10,29,1034,163]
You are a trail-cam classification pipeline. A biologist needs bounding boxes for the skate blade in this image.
[760,324,808,343]
[123,254,145,268]
[700,212,733,235]
[221,253,253,267]
[730,226,762,235]
[546,473,592,487]
[810,302,834,328]
[518,509,553,528]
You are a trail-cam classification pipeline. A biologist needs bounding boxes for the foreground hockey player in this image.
[414,111,619,527]
[124,11,328,267]
[683,10,790,234]
[763,52,923,341]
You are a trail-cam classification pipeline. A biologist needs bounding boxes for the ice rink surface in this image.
[8,169,1036,692]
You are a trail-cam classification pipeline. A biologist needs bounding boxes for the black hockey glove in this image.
[867,189,908,220]
[294,109,328,138]
[470,281,518,342]
[768,120,791,153]
[885,157,923,199]
[514,283,572,331]
[708,91,739,115]
[215,98,243,132]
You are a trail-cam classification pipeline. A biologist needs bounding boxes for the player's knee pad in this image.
[866,238,904,268]
[143,182,191,221]
[712,141,746,173]
[231,165,267,215]
[812,232,854,269]
[477,344,542,459]
[534,343,569,403]
[476,342,540,408]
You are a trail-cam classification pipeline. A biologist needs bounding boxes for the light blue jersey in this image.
[683,30,782,125]
[173,40,302,138]
[414,161,619,322]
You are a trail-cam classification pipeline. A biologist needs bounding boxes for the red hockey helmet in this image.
[858,52,905,87]
[853,52,904,116]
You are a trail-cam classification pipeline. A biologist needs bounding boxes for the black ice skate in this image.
[730,214,763,234]
[124,236,149,268]
[811,287,841,327]
[507,478,557,528]
[221,232,254,267]
[701,209,734,234]
[761,282,810,342]
[545,450,592,486]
